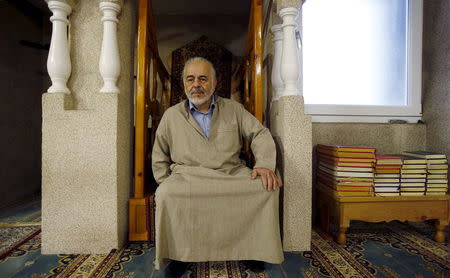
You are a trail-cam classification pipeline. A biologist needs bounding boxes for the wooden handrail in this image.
[134,0,170,199]
[252,0,263,123]
[234,0,263,123]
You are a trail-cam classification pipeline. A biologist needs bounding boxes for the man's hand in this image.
[251,168,282,191]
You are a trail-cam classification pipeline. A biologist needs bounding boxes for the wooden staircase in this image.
[129,0,264,241]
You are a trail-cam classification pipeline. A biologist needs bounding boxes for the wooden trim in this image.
[244,60,250,112]
[134,0,150,198]
[128,197,150,241]
[252,0,263,122]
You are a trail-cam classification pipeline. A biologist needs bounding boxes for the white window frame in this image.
[302,0,423,123]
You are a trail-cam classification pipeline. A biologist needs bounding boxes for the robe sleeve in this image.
[151,113,172,184]
[238,104,277,171]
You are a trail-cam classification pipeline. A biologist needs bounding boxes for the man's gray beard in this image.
[186,90,214,106]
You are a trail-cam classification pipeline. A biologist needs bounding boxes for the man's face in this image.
[183,60,217,106]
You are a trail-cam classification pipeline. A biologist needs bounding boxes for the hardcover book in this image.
[401,178,426,183]
[427,164,449,169]
[374,182,400,186]
[426,183,449,188]
[319,161,373,172]
[374,178,400,182]
[316,158,374,167]
[427,159,448,164]
[427,174,448,179]
[425,191,448,195]
[400,187,426,192]
[374,187,399,192]
[317,170,374,182]
[318,154,376,163]
[402,157,427,164]
[317,144,376,153]
[401,169,427,174]
[375,192,400,196]
[426,187,449,192]
[374,174,401,178]
[375,169,402,174]
[318,148,376,159]
[399,182,425,186]
[317,182,374,197]
[401,192,425,196]
[376,154,403,165]
[401,164,427,169]
[390,154,427,164]
[427,169,449,174]
[318,165,374,178]
[317,176,374,187]
[402,151,447,159]
[375,165,402,169]
[400,174,427,178]
[426,179,449,184]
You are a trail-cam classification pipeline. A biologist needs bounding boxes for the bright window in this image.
[302,0,423,122]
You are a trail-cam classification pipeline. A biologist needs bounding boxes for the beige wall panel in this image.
[312,123,427,154]
[423,0,450,159]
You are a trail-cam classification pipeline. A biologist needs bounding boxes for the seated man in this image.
[152,57,284,277]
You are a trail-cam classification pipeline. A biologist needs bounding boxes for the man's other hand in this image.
[251,168,282,191]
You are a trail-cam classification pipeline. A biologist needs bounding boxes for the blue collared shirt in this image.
[189,96,216,138]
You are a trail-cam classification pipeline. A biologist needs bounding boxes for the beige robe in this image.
[151,96,284,269]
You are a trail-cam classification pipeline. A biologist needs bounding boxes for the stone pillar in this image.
[99,1,121,93]
[46,0,72,94]
[42,0,134,254]
[271,6,312,251]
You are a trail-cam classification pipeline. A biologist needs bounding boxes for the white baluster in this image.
[99,1,121,94]
[296,10,303,96]
[271,24,284,101]
[47,0,72,94]
[279,7,300,97]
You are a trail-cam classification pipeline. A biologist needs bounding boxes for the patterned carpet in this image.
[0,199,41,227]
[0,200,449,278]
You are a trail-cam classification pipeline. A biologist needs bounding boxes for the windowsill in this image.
[309,115,422,123]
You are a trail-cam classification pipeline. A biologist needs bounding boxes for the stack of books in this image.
[316,144,376,197]
[398,155,427,196]
[374,155,402,196]
[403,151,448,195]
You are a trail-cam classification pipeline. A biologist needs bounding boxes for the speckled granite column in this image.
[271,96,312,251]
[269,3,312,251]
[42,0,135,254]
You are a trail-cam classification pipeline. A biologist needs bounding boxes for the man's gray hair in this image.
[182,57,217,81]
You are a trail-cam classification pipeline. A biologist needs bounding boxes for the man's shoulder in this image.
[218,97,244,110]
[163,100,187,117]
